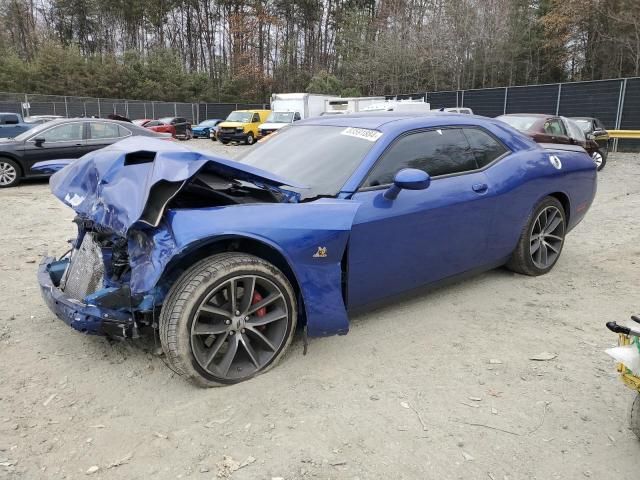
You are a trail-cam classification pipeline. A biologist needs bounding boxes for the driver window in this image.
[363,128,477,187]
[294,112,301,121]
[40,123,83,142]
[252,113,260,122]
[544,119,565,136]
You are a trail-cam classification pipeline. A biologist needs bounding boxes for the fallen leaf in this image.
[206,418,230,428]
[86,465,99,474]
[239,456,256,469]
[400,401,410,409]
[529,352,557,361]
[108,452,132,468]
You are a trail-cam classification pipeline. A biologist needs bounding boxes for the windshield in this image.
[496,115,538,131]
[158,117,174,124]
[226,112,253,123]
[563,118,586,142]
[238,125,379,200]
[266,112,294,123]
[13,122,53,141]
[197,120,219,127]
[574,119,591,133]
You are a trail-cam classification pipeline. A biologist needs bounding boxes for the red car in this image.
[143,117,192,140]
[496,114,605,170]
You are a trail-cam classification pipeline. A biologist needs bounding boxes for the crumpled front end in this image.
[38,222,167,337]
[37,136,360,340]
[37,137,304,337]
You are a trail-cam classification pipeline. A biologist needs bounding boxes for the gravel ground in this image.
[1,140,639,479]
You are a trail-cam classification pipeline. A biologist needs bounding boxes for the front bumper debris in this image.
[38,256,135,338]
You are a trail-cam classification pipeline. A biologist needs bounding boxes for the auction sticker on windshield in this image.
[340,127,383,142]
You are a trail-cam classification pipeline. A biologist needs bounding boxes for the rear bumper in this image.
[192,129,209,138]
[38,256,134,338]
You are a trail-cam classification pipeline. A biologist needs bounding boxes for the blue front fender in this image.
[128,199,361,337]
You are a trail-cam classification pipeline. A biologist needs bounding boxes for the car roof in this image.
[499,113,552,118]
[299,112,499,131]
[569,116,597,121]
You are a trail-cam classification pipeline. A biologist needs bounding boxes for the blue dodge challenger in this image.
[38,113,597,386]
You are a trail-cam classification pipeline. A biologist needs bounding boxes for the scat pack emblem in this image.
[313,246,328,258]
[549,154,562,170]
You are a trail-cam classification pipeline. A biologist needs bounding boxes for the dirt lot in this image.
[1,141,639,479]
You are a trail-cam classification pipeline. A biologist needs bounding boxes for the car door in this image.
[347,127,502,308]
[21,121,87,171]
[86,121,131,153]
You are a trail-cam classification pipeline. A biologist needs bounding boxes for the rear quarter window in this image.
[462,128,508,168]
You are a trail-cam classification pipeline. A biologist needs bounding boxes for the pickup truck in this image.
[0,112,35,139]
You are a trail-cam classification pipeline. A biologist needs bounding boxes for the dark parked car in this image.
[0,118,170,188]
[145,117,192,140]
[496,114,606,170]
[570,117,610,170]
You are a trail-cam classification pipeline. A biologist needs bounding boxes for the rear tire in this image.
[632,393,640,440]
[159,253,297,387]
[506,196,566,276]
[592,150,606,171]
[0,158,21,188]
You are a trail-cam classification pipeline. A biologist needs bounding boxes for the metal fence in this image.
[0,92,267,126]
[423,77,640,152]
[3,77,640,150]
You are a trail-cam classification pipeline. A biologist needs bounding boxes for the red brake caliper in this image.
[251,291,267,318]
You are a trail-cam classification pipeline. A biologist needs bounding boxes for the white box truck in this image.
[322,96,387,115]
[259,93,334,137]
[362,99,431,113]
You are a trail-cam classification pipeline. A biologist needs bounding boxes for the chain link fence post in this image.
[503,87,508,114]
[555,84,562,115]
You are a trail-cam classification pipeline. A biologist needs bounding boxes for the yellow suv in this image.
[217,110,271,145]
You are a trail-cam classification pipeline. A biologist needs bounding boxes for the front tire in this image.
[506,196,566,276]
[159,253,297,387]
[245,133,255,145]
[0,158,21,188]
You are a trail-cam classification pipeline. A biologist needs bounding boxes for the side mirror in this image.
[34,137,45,146]
[384,168,431,200]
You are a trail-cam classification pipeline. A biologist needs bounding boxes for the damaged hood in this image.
[49,137,306,236]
